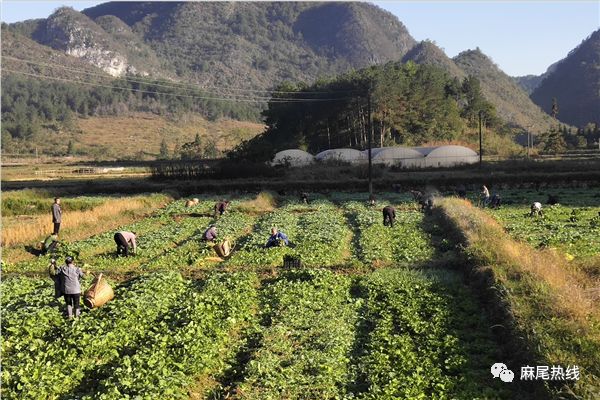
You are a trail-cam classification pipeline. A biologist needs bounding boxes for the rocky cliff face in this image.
[33,7,133,77]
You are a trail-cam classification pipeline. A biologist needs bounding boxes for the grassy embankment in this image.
[1,189,171,262]
[436,198,600,399]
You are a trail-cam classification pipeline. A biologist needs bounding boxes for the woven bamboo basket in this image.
[84,273,114,309]
[214,239,232,258]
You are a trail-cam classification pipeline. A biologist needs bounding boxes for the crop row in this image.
[82,272,259,399]
[489,204,600,259]
[236,269,357,399]
[344,202,434,265]
[353,269,511,399]
[2,271,188,399]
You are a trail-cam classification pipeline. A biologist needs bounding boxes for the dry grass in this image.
[439,197,597,322]
[1,194,170,248]
[237,191,277,214]
[73,113,264,159]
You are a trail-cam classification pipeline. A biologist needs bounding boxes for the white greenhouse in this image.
[417,145,479,167]
[368,147,425,167]
[315,148,366,164]
[271,149,315,167]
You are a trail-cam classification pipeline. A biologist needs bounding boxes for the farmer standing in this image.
[114,231,137,256]
[265,227,289,248]
[481,185,490,207]
[382,205,396,227]
[58,256,84,319]
[52,197,62,235]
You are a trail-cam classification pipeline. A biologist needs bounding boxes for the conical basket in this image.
[84,273,114,309]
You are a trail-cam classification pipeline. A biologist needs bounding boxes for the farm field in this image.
[2,189,599,399]
[483,188,600,271]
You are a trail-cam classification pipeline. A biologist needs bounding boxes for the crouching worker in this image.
[203,224,218,242]
[40,233,59,255]
[114,231,137,257]
[48,258,63,299]
[301,192,310,204]
[265,227,289,248]
[214,200,230,217]
[383,205,396,227]
[530,202,544,217]
[59,256,84,319]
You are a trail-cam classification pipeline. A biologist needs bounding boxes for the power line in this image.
[2,69,357,103]
[3,55,362,96]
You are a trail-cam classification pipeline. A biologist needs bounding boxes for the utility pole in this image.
[367,84,373,197]
[478,110,483,168]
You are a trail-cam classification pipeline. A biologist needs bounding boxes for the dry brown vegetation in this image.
[440,198,597,321]
[2,194,171,262]
[35,113,265,160]
[237,191,277,214]
[438,197,600,397]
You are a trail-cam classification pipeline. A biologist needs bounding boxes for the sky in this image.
[1,1,598,77]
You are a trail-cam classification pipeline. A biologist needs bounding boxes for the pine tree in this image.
[159,139,169,159]
[551,98,559,119]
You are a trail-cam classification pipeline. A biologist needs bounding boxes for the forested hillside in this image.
[233,61,510,161]
[531,30,600,127]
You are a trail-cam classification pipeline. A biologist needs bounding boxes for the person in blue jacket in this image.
[265,227,289,248]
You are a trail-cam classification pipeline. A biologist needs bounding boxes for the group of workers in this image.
[41,188,549,319]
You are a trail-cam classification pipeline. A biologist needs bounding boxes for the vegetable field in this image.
[2,190,597,399]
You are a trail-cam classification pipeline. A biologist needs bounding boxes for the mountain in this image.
[453,49,555,132]
[402,40,465,80]
[513,61,560,94]
[530,30,600,127]
[80,1,416,88]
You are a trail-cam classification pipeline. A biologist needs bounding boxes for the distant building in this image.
[272,145,479,168]
[271,149,315,167]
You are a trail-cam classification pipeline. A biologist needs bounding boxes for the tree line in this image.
[1,74,261,148]
[232,61,505,161]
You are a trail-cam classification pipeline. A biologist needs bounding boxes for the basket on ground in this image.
[84,273,114,309]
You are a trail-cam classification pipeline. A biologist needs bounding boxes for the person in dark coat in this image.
[301,192,310,204]
[58,256,84,318]
[382,206,396,227]
[52,198,62,235]
[214,200,230,217]
[203,225,218,242]
[48,258,62,299]
[490,193,502,209]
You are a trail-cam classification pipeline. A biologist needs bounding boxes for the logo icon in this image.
[491,363,514,383]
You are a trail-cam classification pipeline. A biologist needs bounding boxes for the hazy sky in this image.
[1,1,598,77]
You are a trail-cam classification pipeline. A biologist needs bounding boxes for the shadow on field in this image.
[419,204,550,399]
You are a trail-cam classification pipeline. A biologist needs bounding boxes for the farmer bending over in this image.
[203,224,218,242]
[265,227,289,248]
[383,206,396,227]
[530,202,544,217]
[214,200,230,217]
[301,192,310,204]
[114,231,137,257]
[490,193,502,209]
[40,233,59,255]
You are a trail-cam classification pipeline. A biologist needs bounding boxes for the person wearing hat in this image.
[58,256,84,319]
[203,224,218,242]
[265,227,289,248]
